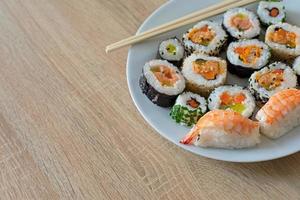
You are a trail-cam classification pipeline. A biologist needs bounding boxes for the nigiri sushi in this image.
[180,110,260,149]
[256,89,300,139]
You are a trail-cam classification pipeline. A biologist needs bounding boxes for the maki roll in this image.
[208,85,255,118]
[139,60,185,107]
[227,39,271,77]
[182,21,228,56]
[170,92,207,126]
[180,110,260,149]
[257,0,286,26]
[223,8,261,40]
[256,89,300,139]
[249,62,297,103]
[158,38,185,68]
[293,56,300,84]
[182,53,227,97]
[265,23,300,60]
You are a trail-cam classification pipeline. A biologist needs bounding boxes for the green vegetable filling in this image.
[220,103,246,114]
[166,44,177,55]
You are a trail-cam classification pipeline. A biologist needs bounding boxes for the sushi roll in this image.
[139,60,185,107]
[257,0,286,26]
[208,85,255,118]
[265,23,300,60]
[293,56,300,84]
[182,53,227,97]
[158,38,185,68]
[256,89,300,139]
[227,39,271,77]
[223,8,261,40]
[180,110,260,149]
[249,62,297,103]
[170,92,207,126]
[182,20,228,56]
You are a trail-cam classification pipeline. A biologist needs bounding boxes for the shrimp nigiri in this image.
[180,110,260,149]
[256,88,300,139]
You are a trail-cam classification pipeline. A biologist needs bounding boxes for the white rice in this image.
[194,127,260,149]
[257,1,285,25]
[293,56,300,75]
[227,39,270,69]
[143,60,185,96]
[223,8,261,39]
[182,53,227,88]
[159,38,184,61]
[182,20,227,55]
[265,23,300,58]
[175,92,207,112]
[208,85,255,118]
[249,62,297,101]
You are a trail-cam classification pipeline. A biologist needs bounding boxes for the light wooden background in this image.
[0,0,300,199]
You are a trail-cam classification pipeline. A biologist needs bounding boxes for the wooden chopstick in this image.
[106,0,239,51]
[106,0,258,53]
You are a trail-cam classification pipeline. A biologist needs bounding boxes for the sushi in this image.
[182,20,228,56]
[249,62,297,103]
[139,60,185,107]
[227,39,271,77]
[182,53,227,97]
[180,110,260,149]
[293,56,300,84]
[223,8,261,40]
[208,85,255,118]
[158,38,185,68]
[265,23,300,60]
[170,92,207,126]
[256,89,300,139]
[257,0,286,26]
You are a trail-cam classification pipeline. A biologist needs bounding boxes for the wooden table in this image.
[0,0,300,199]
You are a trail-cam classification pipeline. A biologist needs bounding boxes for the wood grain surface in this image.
[0,0,300,199]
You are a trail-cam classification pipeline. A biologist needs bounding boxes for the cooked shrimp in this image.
[180,110,259,145]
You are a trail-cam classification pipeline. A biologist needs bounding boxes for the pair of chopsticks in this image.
[105,0,258,53]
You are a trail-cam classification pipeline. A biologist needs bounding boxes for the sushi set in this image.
[127,0,300,162]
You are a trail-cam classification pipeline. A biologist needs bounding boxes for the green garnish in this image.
[170,105,204,127]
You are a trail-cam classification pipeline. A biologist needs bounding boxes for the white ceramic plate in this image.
[127,0,300,162]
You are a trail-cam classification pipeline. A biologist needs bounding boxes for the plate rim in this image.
[126,0,300,163]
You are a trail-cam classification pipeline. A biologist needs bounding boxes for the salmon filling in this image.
[192,59,223,80]
[231,14,252,31]
[220,92,246,114]
[234,45,262,64]
[188,25,216,46]
[151,65,179,87]
[269,28,297,48]
[256,69,284,90]
[186,98,200,108]
[268,7,280,17]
